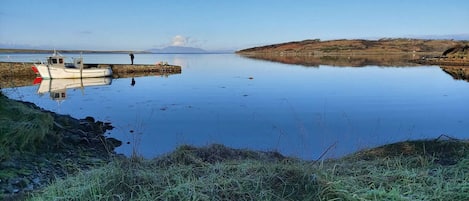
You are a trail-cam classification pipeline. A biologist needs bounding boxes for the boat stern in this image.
[105,67,113,77]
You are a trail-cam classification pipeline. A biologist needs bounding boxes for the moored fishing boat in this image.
[32,51,112,79]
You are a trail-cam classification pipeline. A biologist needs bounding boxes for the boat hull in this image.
[34,64,112,79]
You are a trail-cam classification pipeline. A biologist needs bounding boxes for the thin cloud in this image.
[171,35,187,46]
[152,35,205,48]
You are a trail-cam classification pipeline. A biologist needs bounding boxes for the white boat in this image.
[32,51,112,79]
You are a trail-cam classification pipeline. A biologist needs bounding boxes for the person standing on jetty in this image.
[129,52,135,65]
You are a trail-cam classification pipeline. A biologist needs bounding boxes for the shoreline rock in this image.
[0,98,122,200]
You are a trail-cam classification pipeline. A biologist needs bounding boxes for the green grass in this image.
[0,94,56,162]
[27,140,469,201]
[28,145,328,201]
[320,154,469,200]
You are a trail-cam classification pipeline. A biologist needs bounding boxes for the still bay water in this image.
[2,53,469,160]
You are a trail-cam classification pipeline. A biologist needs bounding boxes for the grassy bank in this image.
[28,140,469,201]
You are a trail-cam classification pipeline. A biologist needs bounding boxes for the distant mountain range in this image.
[0,44,234,54]
[146,46,207,53]
[404,33,469,41]
[145,46,234,54]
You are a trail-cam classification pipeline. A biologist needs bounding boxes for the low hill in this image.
[146,46,207,54]
[236,38,468,56]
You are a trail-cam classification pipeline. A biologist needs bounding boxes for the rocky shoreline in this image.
[0,98,122,200]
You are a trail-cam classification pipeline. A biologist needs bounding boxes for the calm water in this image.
[2,53,469,160]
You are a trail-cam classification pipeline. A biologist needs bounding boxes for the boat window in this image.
[52,58,57,64]
[59,58,63,64]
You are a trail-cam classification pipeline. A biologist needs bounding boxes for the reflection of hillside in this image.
[440,66,469,82]
[240,54,419,67]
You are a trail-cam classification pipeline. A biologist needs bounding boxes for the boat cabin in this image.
[46,51,84,69]
[47,54,65,66]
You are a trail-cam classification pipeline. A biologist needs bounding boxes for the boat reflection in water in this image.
[35,77,112,101]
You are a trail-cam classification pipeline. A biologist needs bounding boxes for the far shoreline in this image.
[0,49,149,54]
[0,49,235,54]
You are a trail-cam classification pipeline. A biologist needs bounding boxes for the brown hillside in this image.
[237,39,467,56]
[443,45,469,59]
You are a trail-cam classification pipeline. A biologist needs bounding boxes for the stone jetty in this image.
[0,62,181,88]
[103,63,181,78]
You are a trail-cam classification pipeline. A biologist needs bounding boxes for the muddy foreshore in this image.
[0,95,122,200]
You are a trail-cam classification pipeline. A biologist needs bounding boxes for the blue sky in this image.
[1,0,468,51]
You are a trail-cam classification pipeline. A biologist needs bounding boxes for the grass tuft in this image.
[0,94,55,162]
[28,144,327,200]
[27,139,469,200]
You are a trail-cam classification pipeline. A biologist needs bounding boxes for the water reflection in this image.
[239,54,419,67]
[2,54,468,160]
[240,54,469,83]
[131,77,136,86]
[440,66,469,82]
[36,77,112,101]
